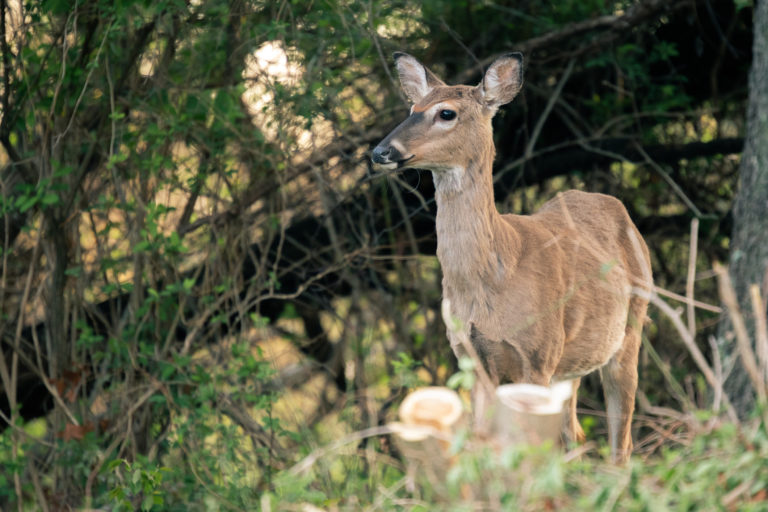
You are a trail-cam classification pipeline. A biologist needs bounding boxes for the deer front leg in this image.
[564,378,586,444]
[599,337,640,464]
[471,376,497,436]
[448,341,502,436]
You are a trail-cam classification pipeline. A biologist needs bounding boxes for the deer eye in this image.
[438,109,456,121]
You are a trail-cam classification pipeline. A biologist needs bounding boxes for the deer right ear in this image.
[393,52,445,104]
[479,52,524,113]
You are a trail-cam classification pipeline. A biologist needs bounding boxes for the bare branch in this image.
[714,262,767,403]
[686,218,700,336]
[633,286,739,424]
[455,0,691,82]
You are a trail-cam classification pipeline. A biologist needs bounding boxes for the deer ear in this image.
[393,52,446,104]
[479,52,523,113]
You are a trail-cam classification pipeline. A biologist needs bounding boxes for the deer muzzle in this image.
[371,144,400,165]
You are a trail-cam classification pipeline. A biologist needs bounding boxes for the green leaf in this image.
[160,363,175,380]
[132,468,141,486]
[16,194,38,213]
[458,356,476,372]
[65,266,81,276]
[106,459,125,471]
[41,192,59,207]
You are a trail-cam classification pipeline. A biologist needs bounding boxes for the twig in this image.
[218,393,276,452]
[708,336,724,414]
[0,0,13,124]
[53,18,113,149]
[642,337,694,411]
[632,286,739,424]
[525,59,575,160]
[439,17,480,71]
[686,219,699,337]
[714,262,767,403]
[28,458,50,512]
[634,143,711,219]
[84,427,127,508]
[289,425,401,475]
[749,284,768,383]
[454,0,689,83]
[637,390,691,423]
[654,285,722,314]
[721,479,754,509]
[635,417,693,452]
[366,0,398,92]
[563,441,597,463]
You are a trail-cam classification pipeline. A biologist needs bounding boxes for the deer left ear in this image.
[479,52,524,113]
[393,52,446,104]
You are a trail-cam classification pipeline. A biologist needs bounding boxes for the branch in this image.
[496,137,744,191]
[454,0,691,82]
[178,124,387,236]
[714,262,767,404]
[633,286,739,423]
[0,0,11,132]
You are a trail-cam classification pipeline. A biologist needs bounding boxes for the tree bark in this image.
[721,0,768,416]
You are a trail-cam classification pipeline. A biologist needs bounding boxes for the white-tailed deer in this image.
[372,52,652,464]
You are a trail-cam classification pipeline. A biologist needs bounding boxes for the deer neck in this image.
[433,144,519,312]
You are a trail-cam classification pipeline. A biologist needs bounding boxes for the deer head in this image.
[372,52,523,182]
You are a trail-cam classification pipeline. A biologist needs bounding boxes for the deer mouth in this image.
[372,154,415,173]
[397,155,415,168]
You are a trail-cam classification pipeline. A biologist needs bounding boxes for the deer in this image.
[371,52,652,464]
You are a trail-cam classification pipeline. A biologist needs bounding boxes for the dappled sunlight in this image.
[242,41,335,158]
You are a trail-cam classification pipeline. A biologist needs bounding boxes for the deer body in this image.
[372,52,652,463]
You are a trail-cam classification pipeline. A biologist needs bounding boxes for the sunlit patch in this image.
[241,41,334,159]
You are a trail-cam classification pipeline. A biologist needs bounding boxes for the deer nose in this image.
[372,145,393,164]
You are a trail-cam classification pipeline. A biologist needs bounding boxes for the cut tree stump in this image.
[391,382,573,496]
[492,381,572,446]
[391,387,465,491]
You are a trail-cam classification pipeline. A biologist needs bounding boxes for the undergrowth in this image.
[258,413,768,511]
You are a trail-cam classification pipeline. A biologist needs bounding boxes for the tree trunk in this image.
[721,0,768,416]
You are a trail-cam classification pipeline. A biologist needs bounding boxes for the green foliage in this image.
[447,356,477,391]
[287,417,768,510]
[107,459,169,511]
[391,351,424,388]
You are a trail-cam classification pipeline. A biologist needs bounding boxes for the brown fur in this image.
[373,53,652,464]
